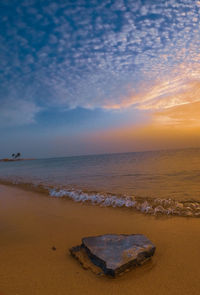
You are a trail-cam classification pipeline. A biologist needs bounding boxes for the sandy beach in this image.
[0,184,200,295]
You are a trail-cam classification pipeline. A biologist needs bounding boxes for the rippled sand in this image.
[0,184,200,295]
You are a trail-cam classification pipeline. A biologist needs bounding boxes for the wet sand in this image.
[0,184,200,295]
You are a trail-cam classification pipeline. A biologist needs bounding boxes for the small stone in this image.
[52,246,56,251]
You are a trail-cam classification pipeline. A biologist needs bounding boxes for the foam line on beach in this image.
[1,177,200,218]
[49,188,200,218]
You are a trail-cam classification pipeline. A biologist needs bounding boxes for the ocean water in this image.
[1,148,200,217]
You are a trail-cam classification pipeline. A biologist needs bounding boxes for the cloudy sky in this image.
[0,0,200,158]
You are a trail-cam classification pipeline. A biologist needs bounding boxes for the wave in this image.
[49,188,200,217]
[1,178,200,218]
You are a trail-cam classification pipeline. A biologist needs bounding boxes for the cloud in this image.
[0,98,40,127]
[0,0,199,118]
[137,78,200,110]
[102,63,200,112]
[153,101,200,127]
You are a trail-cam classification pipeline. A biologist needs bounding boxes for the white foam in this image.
[49,188,200,217]
[1,177,200,218]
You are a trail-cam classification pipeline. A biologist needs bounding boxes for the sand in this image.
[0,184,200,295]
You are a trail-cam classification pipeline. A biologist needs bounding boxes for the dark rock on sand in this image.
[70,234,156,276]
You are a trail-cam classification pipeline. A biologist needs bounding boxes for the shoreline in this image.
[0,178,200,218]
[0,184,200,294]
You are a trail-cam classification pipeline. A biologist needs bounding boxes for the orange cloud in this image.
[89,79,200,151]
[96,61,200,151]
[103,62,200,115]
[153,101,200,127]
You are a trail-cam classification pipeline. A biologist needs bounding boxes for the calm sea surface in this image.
[1,148,200,216]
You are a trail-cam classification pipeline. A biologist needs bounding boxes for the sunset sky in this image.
[0,0,200,158]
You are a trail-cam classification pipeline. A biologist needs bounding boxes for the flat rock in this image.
[70,234,156,276]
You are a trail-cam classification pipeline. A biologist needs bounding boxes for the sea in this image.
[1,148,200,217]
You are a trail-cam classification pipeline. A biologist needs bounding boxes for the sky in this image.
[0,0,200,158]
